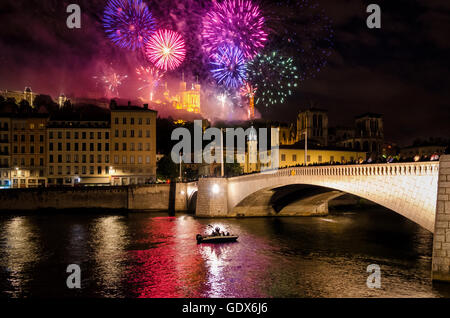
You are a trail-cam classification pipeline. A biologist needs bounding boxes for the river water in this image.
[0,207,449,298]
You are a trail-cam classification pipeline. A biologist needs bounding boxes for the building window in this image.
[122,130,127,137]
[146,156,150,164]
[131,118,135,125]
[90,166,94,175]
[122,143,127,151]
[21,146,25,153]
[66,143,71,151]
[330,156,334,163]
[49,166,54,175]
[30,135,34,142]
[105,143,109,151]
[30,146,35,154]
[40,135,44,142]
[58,132,62,139]
[115,130,119,137]
[58,143,62,151]
[82,155,86,163]
[66,132,71,139]
[66,166,71,175]
[97,155,102,163]
[30,158,34,166]
[281,154,286,161]
[74,132,79,139]
[139,130,142,138]
[90,155,94,163]
[318,155,322,163]
[82,143,86,151]
[40,158,44,166]
[114,156,119,164]
[123,118,127,125]
[115,143,119,151]
[292,154,297,162]
[97,143,102,151]
[114,118,119,124]
[138,118,142,125]
[90,143,94,151]
[98,132,102,139]
[307,155,311,162]
[138,143,142,151]
[58,166,62,175]
[105,132,109,139]
[131,143,135,151]
[146,130,150,138]
[130,156,135,164]
[74,143,79,151]
[74,154,79,163]
[49,155,54,163]
[105,155,110,163]
[39,146,44,154]
[122,156,127,164]
[146,119,150,125]
[49,132,53,139]
[66,155,71,163]
[21,135,25,142]
[131,130,135,137]
[146,143,150,151]
[138,156,142,164]
[74,166,79,174]
[82,166,87,175]
[58,155,62,163]
[82,132,86,139]
[97,166,102,174]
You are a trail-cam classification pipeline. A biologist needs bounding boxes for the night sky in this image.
[0,0,449,146]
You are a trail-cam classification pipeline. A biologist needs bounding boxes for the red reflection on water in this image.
[126,216,207,298]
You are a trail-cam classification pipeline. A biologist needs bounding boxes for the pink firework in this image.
[94,72,128,97]
[136,66,164,101]
[240,81,257,97]
[145,29,186,71]
[202,0,268,59]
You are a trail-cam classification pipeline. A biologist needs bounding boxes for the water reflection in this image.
[0,209,449,298]
[0,217,42,297]
[90,216,127,297]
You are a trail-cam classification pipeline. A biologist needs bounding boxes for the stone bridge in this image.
[194,155,450,282]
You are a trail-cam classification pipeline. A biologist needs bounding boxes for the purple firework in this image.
[210,45,247,88]
[103,0,156,51]
[202,0,268,59]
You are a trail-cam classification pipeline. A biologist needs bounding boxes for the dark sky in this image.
[0,0,449,146]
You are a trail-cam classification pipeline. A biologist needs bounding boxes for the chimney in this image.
[144,104,149,110]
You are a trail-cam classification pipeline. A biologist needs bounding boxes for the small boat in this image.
[196,234,239,244]
[196,226,238,244]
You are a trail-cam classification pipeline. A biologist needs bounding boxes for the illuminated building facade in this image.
[110,104,157,185]
[0,87,36,107]
[164,80,201,114]
[297,108,329,146]
[46,115,111,186]
[10,114,48,188]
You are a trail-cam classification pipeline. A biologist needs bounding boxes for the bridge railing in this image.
[232,162,439,180]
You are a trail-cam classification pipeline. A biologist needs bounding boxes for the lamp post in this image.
[303,116,308,166]
[220,128,224,177]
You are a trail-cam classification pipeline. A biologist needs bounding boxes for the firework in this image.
[210,45,247,89]
[240,82,257,119]
[103,0,156,51]
[246,51,298,107]
[136,66,163,101]
[145,29,187,71]
[202,0,268,59]
[93,72,128,97]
